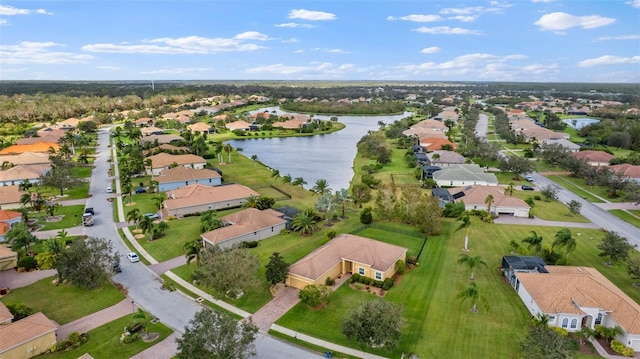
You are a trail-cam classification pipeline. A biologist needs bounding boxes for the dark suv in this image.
[134,187,147,194]
[84,207,95,215]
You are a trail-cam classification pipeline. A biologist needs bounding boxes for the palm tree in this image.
[522,231,543,254]
[455,214,471,251]
[152,193,166,212]
[183,238,203,266]
[281,174,292,184]
[456,282,487,313]
[552,228,576,259]
[35,238,65,271]
[291,209,318,236]
[457,253,487,281]
[311,179,332,196]
[138,216,153,235]
[507,182,515,196]
[200,210,223,233]
[334,188,350,218]
[270,169,280,179]
[484,194,494,214]
[126,208,142,227]
[243,196,258,208]
[292,177,307,187]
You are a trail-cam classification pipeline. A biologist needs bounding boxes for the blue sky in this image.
[1,1,639,82]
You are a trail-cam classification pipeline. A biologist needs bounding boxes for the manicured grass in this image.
[546,175,604,203]
[43,313,172,359]
[551,175,628,203]
[133,216,201,262]
[32,205,85,230]
[491,171,529,185]
[70,166,93,178]
[0,278,125,325]
[38,183,90,201]
[609,210,640,228]
[511,191,590,223]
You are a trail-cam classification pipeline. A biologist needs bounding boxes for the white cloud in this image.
[595,34,640,41]
[288,9,336,21]
[420,47,441,54]
[439,2,511,21]
[0,19,7,25]
[294,49,304,53]
[96,66,120,70]
[386,14,442,22]
[578,55,640,67]
[142,67,213,75]
[0,41,93,64]
[626,0,640,8]
[0,5,52,15]
[234,31,270,41]
[282,38,299,43]
[311,47,349,54]
[534,12,615,31]
[82,35,266,54]
[275,22,315,28]
[414,26,483,35]
[532,0,554,3]
[447,15,476,22]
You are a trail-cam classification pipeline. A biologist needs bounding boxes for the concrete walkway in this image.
[0,269,55,289]
[130,332,180,359]
[149,256,187,276]
[33,226,85,240]
[251,287,300,332]
[595,202,640,210]
[57,298,133,340]
[494,216,600,229]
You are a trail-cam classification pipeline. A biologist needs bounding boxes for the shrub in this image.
[395,260,406,275]
[534,195,542,201]
[360,207,373,224]
[382,278,394,291]
[7,303,33,321]
[325,277,336,286]
[326,230,337,240]
[550,327,569,336]
[241,241,259,248]
[351,273,361,283]
[406,256,418,266]
[121,332,139,344]
[611,340,635,357]
[17,256,37,270]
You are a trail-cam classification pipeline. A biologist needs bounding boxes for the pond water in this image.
[226,108,412,191]
[563,117,600,130]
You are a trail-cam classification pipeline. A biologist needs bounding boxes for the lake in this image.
[563,117,600,130]
[226,108,412,191]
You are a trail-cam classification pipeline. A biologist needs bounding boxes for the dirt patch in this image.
[125,202,136,207]
[132,229,143,234]
[134,234,145,239]
[349,283,387,297]
[45,215,64,223]
[270,283,286,297]
[140,332,160,342]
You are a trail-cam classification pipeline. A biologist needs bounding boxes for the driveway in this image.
[56,298,133,340]
[494,216,600,229]
[0,269,55,289]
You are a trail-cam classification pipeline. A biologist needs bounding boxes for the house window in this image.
[185,181,188,186]
[358,267,365,275]
[561,318,568,328]
[570,319,577,329]
[375,272,382,280]
[271,227,274,232]
[548,316,555,321]
[595,313,603,325]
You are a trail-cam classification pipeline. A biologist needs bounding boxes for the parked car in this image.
[521,185,534,191]
[525,175,534,182]
[112,262,122,273]
[144,213,158,220]
[134,187,147,194]
[84,207,95,215]
[106,186,112,193]
[127,252,140,263]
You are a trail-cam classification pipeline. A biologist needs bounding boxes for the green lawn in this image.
[70,166,93,178]
[609,210,640,228]
[511,191,590,223]
[38,182,90,201]
[43,313,172,359]
[132,216,202,262]
[549,175,628,203]
[0,278,125,325]
[32,204,85,230]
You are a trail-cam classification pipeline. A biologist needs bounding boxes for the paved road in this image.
[475,113,489,139]
[89,126,319,359]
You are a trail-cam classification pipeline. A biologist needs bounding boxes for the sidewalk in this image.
[57,298,133,340]
[494,216,600,229]
[130,332,180,359]
[149,256,187,276]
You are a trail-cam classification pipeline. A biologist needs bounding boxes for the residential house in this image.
[16,133,65,145]
[154,166,222,191]
[419,137,457,151]
[134,118,155,127]
[0,164,51,187]
[427,151,467,167]
[0,142,60,155]
[0,210,22,242]
[225,120,252,131]
[0,307,57,359]
[543,139,581,152]
[420,165,442,180]
[610,164,640,183]
[573,150,615,167]
[164,183,259,218]
[186,122,215,134]
[432,164,498,187]
[0,152,51,166]
[507,263,640,351]
[0,186,22,209]
[146,153,207,176]
[272,118,306,129]
[403,127,449,139]
[0,245,18,270]
[201,208,287,249]
[287,234,408,290]
[139,134,184,146]
[140,126,165,136]
[0,301,12,324]
[431,187,454,207]
[448,185,530,217]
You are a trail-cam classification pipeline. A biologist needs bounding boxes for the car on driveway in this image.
[134,187,147,194]
[525,175,534,182]
[127,252,140,263]
[521,185,534,191]
[84,207,95,215]
[113,262,122,273]
[144,213,158,220]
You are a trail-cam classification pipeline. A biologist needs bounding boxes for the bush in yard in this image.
[299,284,331,308]
[326,229,337,240]
[121,332,139,344]
[325,277,336,286]
[7,303,33,321]
[241,241,259,248]
[611,340,634,357]
[342,300,404,349]
[382,278,394,290]
[360,207,373,224]
[350,273,361,283]
[17,256,37,270]
[395,259,406,275]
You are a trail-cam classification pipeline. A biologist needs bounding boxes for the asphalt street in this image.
[86,127,319,359]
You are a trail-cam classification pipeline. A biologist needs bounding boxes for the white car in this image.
[106,186,113,193]
[127,252,140,263]
[144,213,159,220]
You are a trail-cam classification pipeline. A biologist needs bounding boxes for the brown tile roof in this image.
[0,302,13,323]
[289,234,408,281]
[225,120,251,131]
[0,142,60,155]
[0,245,18,261]
[201,208,286,245]
[0,164,51,183]
[155,166,221,183]
[272,119,305,129]
[0,210,21,221]
[414,119,447,130]
[0,152,51,165]
[140,126,165,136]
[187,122,213,132]
[165,183,259,210]
[147,153,207,168]
[610,164,640,179]
[573,150,615,163]
[0,186,22,206]
[134,118,154,126]
[427,150,466,165]
[419,137,457,151]
[403,127,449,139]
[16,133,65,145]
[139,134,184,145]
[0,312,57,352]
[516,266,640,334]
[448,185,530,209]
[35,128,66,138]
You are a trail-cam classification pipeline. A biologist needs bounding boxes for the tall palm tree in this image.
[455,214,471,251]
[552,228,576,259]
[456,282,487,313]
[311,179,332,196]
[522,231,543,254]
[292,177,307,187]
[281,174,292,184]
[270,169,280,179]
[291,209,318,236]
[457,253,487,281]
[139,216,154,235]
[484,194,494,214]
[507,182,515,197]
[126,208,142,227]
[183,239,203,267]
[35,238,65,271]
[152,193,166,212]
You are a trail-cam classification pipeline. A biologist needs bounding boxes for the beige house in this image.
[164,183,259,218]
[0,245,18,270]
[448,185,530,217]
[0,308,57,359]
[186,122,215,134]
[155,166,222,191]
[0,164,51,187]
[573,150,614,167]
[146,153,207,176]
[0,185,22,209]
[139,134,184,146]
[0,152,51,166]
[225,120,251,131]
[201,208,287,249]
[140,126,165,136]
[287,234,408,290]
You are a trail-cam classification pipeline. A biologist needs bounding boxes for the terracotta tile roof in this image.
[0,142,60,155]
[0,152,51,165]
[225,120,251,131]
[201,208,286,245]
[0,302,13,323]
[289,234,408,281]
[610,164,640,179]
[419,137,457,150]
[0,312,57,353]
[0,222,10,236]
[0,185,22,206]
[155,167,220,183]
[272,119,305,129]
[573,150,615,163]
[139,134,184,145]
[448,185,530,209]
[35,128,66,138]
[165,183,259,210]
[147,153,207,168]
[0,164,51,182]
[517,266,640,334]
[0,209,21,221]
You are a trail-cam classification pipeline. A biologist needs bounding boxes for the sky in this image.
[0,1,639,82]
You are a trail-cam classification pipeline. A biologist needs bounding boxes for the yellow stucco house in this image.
[0,304,57,359]
[287,234,407,290]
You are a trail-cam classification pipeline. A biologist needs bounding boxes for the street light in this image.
[131,300,135,313]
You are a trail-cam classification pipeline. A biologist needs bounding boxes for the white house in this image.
[201,208,287,249]
[432,164,498,187]
[154,166,222,192]
[146,153,207,176]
